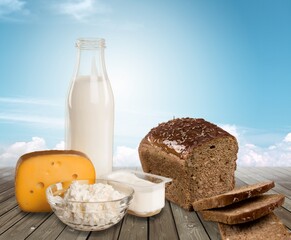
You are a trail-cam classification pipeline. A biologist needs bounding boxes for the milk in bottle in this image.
[66,38,114,176]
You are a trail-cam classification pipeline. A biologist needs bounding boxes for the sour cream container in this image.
[103,170,172,217]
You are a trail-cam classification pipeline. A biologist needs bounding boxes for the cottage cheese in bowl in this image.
[46,179,134,231]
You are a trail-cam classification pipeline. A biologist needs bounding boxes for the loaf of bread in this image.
[138,118,238,210]
[201,194,285,224]
[192,181,275,211]
[218,213,291,240]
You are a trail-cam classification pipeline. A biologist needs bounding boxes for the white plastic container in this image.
[104,170,172,217]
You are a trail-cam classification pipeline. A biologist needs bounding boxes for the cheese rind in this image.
[15,150,96,212]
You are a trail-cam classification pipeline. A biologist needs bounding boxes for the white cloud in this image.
[113,146,141,168]
[219,124,239,139]
[0,0,29,20]
[54,141,65,150]
[284,133,291,142]
[1,129,291,168]
[238,132,291,166]
[55,0,111,21]
[0,137,46,166]
[0,137,64,167]
[113,130,291,167]
[218,124,291,166]
[0,138,142,168]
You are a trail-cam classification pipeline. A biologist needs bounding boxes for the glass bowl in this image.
[46,179,134,231]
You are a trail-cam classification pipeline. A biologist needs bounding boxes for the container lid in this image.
[103,169,172,191]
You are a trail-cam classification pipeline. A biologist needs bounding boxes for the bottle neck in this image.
[75,39,108,79]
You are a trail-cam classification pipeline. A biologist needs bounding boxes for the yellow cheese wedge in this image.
[15,150,96,212]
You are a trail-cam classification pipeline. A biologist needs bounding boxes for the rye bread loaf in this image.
[218,212,291,240]
[138,118,238,210]
[201,194,285,224]
[193,181,275,211]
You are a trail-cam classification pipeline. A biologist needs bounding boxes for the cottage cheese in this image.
[51,181,125,229]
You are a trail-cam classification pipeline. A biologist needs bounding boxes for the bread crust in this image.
[144,117,236,159]
[218,213,291,240]
[192,181,275,211]
[201,194,285,224]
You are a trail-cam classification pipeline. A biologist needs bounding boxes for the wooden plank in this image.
[236,169,291,229]
[272,167,291,177]
[236,169,291,211]
[236,168,267,184]
[0,168,16,205]
[56,219,122,240]
[118,213,147,240]
[149,200,179,240]
[264,167,291,178]
[0,167,290,240]
[234,177,247,188]
[0,171,14,181]
[55,226,89,240]
[240,168,291,200]
[0,196,18,217]
[0,167,11,172]
[0,175,14,184]
[274,207,291,230]
[0,206,28,234]
[26,213,66,240]
[0,171,14,188]
[196,212,220,240]
[271,169,291,190]
[170,202,210,240]
[252,167,291,191]
[0,187,15,203]
[0,177,14,186]
[88,219,122,240]
[0,168,14,176]
[0,180,14,193]
[0,212,51,240]
[252,167,291,182]
[236,168,290,205]
[0,168,14,177]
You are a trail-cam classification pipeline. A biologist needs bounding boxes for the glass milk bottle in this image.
[66,38,114,176]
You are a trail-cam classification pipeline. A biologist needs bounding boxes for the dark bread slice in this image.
[193,181,275,211]
[219,212,291,240]
[201,194,285,224]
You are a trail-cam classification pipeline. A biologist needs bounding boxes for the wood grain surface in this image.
[0,167,290,240]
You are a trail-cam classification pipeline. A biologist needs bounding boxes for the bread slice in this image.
[192,181,275,211]
[201,194,285,224]
[138,118,238,210]
[219,213,291,240]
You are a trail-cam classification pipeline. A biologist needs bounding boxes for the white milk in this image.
[66,75,114,177]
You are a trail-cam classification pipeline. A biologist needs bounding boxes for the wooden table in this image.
[0,167,290,240]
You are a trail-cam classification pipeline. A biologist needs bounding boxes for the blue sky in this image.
[1,0,291,167]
